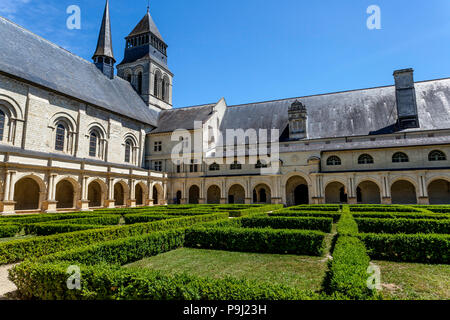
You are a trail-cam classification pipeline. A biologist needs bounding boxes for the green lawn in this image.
[125,248,328,292]
[373,260,450,300]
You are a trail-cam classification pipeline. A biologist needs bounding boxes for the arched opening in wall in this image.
[137,72,143,95]
[188,185,200,204]
[176,190,182,205]
[14,177,40,210]
[428,179,450,204]
[228,184,245,204]
[391,180,417,204]
[325,182,348,204]
[286,176,309,206]
[55,180,75,209]
[114,183,125,206]
[153,185,160,205]
[356,181,381,204]
[88,181,103,208]
[135,184,144,206]
[207,185,221,204]
[253,184,271,204]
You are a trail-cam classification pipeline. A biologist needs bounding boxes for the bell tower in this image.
[117,7,173,110]
[92,0,115,79]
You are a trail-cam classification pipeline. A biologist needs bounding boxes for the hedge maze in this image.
[1,203,449,300]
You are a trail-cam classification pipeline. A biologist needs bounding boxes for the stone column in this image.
[381,175,392,205]
[347,176,357,204]
[128,179,136,207]
[105,178,115,208]
[417,173,429,205]
[43,174,58,213]
[77,176,90,211]
[147,181,154,206]
[1,171,17,215]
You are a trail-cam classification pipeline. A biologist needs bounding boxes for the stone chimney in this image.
[393,68,420,129]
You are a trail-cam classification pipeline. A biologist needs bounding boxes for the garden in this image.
[0,203,448,300]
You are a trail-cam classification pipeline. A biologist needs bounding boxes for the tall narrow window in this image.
[154,73,159,97]
[0,110,5,141]
[55,124,66,151]
[89,131,98,157]
[127,74,132,83]
[125,140,132,163]
[137,72,143,95]
[162,78,166,101]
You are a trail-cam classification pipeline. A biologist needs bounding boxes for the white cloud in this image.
[0,0,31,14]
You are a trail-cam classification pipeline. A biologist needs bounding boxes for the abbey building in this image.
[0,1,449,214]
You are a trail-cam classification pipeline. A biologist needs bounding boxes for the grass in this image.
[0,235,33,243]
[373,260,450,300]
[125,248,328,292]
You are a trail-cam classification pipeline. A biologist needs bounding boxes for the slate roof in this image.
[154,78,450,142]
[0,16,159,126]
[128,11,165,42]
[152,103,216,133]
[93,0,115,60]
[221,78,450,139]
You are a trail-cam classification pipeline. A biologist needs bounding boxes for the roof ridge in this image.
[0,16,93,66]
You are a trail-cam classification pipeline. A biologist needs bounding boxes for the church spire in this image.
[93,0,115,79]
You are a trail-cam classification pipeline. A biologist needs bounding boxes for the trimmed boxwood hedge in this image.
[352,212,450,220]
[355,218,450,234]
[24,224,106,236]
[324,208,376,300]
[10,261,320,300]
[270,211,342,223]
[0,224,21,238]
[185,226,325,256]
[0,212,228,265]
[357,232,450,264]
[123,214,175,224]
[0,213,102,225]
[349,206,420,213]
[240,216,333,233]
[287,205,340,212]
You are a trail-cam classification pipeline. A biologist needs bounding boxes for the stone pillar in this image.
[1,171,17,215]
[77,176,90,211]
[128,179,136,207]
[245,198,252,204]
[105,178,115,208]
[43,174,58,213]
[148,181,154,206]
[220,198,227,204]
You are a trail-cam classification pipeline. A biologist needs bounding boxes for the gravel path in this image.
[0,264,18,298]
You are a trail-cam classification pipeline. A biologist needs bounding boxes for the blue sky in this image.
[1,0,449,108]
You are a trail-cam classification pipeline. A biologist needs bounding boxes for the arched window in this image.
[358,154,374,165]
[0,110,5,141]
[55,123,66,151]
[209,163,220,171]
[392,152,409,163]
[154,73,159,97]
[429,150,446,162]
[89,131,98,157]
[137,72,143,95]
[125,140,132,163]
[327,156,342,166]
[127,74,132,83]
[162,77,166,101]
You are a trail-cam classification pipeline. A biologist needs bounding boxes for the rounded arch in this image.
[87,179,107,208]
[152,182,164,205]
[325,181,348,204]
[285,175,310,206]
[175,190,182,205]
[392,152,409,163]
[48,112,77,132]
[228,184,246,204]
[86,122,107,139]
[13,175,45,210]
[390,176,419,191]
[358,154,374,164]
[55,179,77,209]
[356,180,381,204]
[188,185,200,204]
[252,183,272,204]
[326,156,342,166]
[207,185,221,204]
[428,150,447,162]
[114,180,129,206]
[0,95,23,119]
[427,179,450,204]
[391,179,417,204]
[135,182,147,206]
